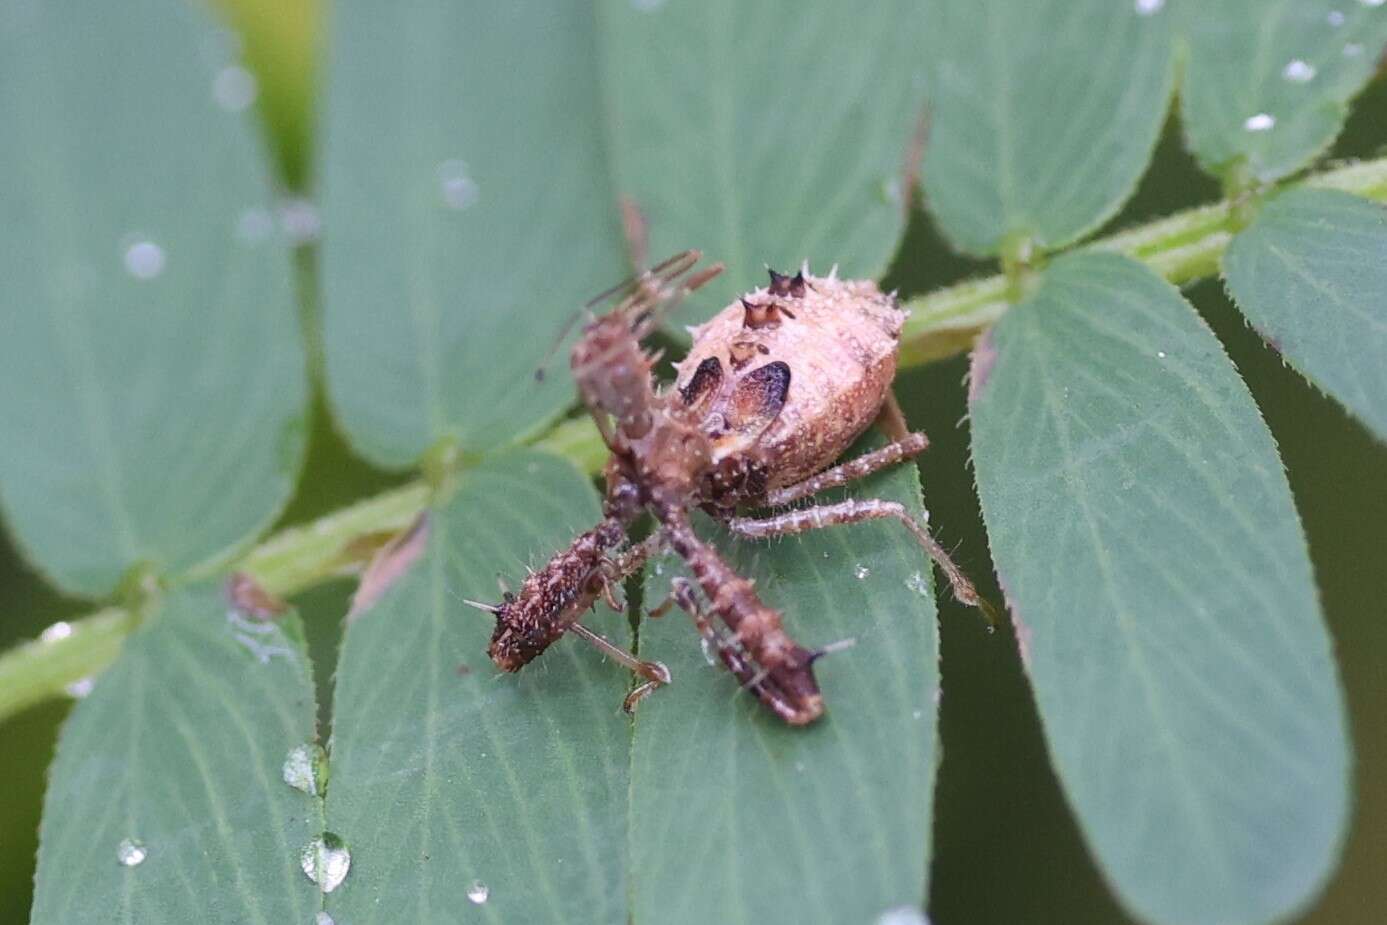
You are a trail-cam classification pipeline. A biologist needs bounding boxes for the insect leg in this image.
[725,499,998,627]
[658,578,821,718]
[875,390,911,442]
[564,622,672,714]
[764,431,930,506]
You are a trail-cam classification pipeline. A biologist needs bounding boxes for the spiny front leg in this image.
[726,498,998,626]
[477,520,654,671]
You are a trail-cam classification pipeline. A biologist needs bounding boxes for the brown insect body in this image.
[676,270,906,498]
[480,254,984,725]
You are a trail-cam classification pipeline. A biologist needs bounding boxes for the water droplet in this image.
[1243,112,1276,132]
[40,621,73,643]
[236,207,275,243]
[282,743,328,796]
[212,64,257,112]
[1282,59,1316,83]
[1359,0,1384,8]
[879,176,904,206]
[278,198,321,246]
[912,708,923,720]
[123,238,166,280]
[905,571,929,596]
[1344,42,1365,57]
[315,913,336,925]
[438,160,480,210]
[700,636,718,666]
[117,838,147,867]
[876,906,930,925]
[467,880,490,904]
[65,677,95,699]
[631,0,667,10]
[1133,0,1164,15]
[854,564,871,580]
[1328,9,1346,26]
[822,550,830,559]
[1157,350,1167,359]
[654,562,664,576]
[301,834,351,893]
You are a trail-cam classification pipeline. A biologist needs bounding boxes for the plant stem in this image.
[4,154,1387,724]
[898,155,1387,365]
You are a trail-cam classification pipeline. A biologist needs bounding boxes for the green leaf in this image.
[319,2,625,468]
[599,0,929,322]
[30,580,322,924]
[631,433,940,925]
[921,0,1174,257]
[0,0,307,597]
[1178,0,1387,186]
[1223,187,1387,442]
[324,451,630,922]
[969,252,1350,925]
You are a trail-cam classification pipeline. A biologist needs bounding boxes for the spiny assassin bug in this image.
[468,252,991,724]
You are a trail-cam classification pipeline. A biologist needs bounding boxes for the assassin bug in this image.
[468,252,990,725]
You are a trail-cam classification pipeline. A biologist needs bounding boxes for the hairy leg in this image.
[726,498,997,625]
[766,431,929,506]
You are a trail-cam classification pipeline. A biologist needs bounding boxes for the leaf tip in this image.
[967,328,999,405]
[348,513,431,621]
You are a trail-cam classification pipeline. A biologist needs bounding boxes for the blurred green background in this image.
[1,2,1383,922]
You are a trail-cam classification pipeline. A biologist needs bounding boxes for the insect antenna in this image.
[534,251,708,382]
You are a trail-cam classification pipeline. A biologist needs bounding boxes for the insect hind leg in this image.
[725,498,999,628]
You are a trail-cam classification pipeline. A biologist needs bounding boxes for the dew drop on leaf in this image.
[1282,59,1316,83]
[466,879,490,905]
[905,571,929,596]
[1358,0,1384,8]
[854,564,871,580]
[65,677,95,699]
[282,743,328,796]
[39,621,73,643]
[1328,9,1347,26]
[236,207,275,243]
[437,159,479,210]
[876,906,930,925]
[278,198,322,246]
[300,834,351,893]
[212,64,257,112]
[1133,0,1164,15]
[1243,112,1276,132]
[315,914,336,925]
[123,238,166,280]
[699,636,717,666]
[116,838,146,867]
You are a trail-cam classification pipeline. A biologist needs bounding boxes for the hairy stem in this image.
[898,155,1387,365]
[4,154,1387,724]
